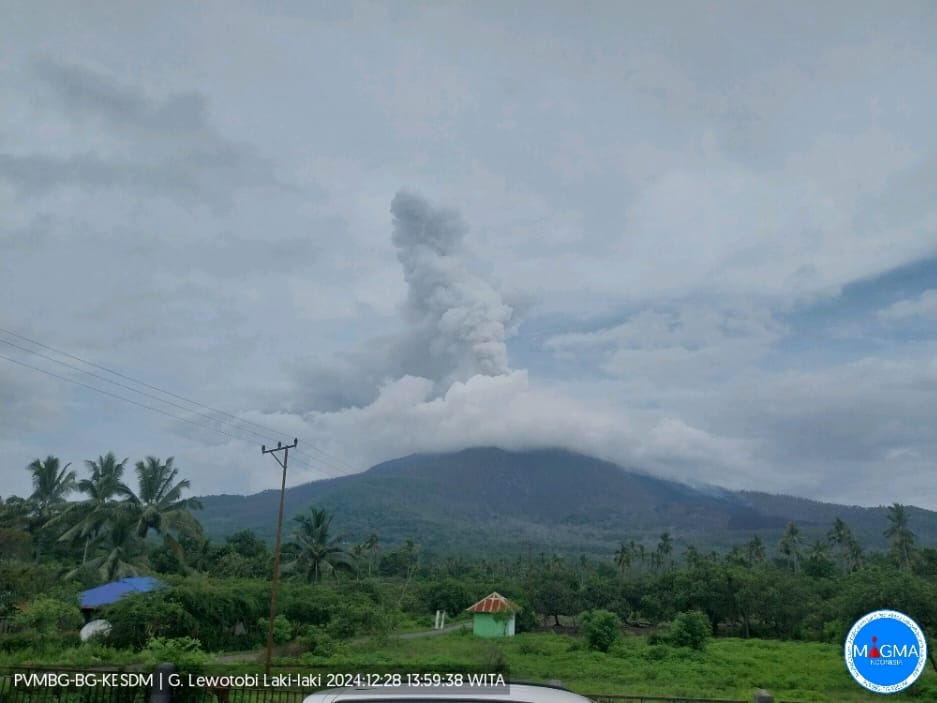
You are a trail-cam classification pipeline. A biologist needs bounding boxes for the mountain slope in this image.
[195,447,937,556]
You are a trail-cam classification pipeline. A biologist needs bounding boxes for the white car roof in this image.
[302,684,593,703]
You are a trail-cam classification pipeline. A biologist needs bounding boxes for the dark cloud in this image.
[33,58,209,137]
[0,59,283,206]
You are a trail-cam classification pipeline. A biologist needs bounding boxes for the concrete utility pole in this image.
[261,438,297,676]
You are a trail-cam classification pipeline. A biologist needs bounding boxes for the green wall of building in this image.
[472,613,516,637]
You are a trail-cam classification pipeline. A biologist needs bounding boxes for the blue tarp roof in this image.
[79,576,166,609]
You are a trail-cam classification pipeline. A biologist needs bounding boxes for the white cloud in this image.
[281,370,758,492]
[878,289,937,321]
[1,2,936,513]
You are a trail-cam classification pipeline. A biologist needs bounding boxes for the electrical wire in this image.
[0,349,348,481]
[0,325,362,475]
[0,341,357,479]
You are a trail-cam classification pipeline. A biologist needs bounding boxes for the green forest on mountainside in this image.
[3,449,937,701]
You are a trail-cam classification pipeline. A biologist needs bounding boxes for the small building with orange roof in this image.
[465,591,520,637]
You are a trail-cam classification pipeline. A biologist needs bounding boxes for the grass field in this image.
[292,630,937,703]
[4,628,935,702]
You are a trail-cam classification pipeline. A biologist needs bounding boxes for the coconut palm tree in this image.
[59,453,129,562]
[655,532,674,571]
[285,506,354,582]
[119,456,203,558]
[26,455,76,518]
[68,517,148,581]
[363,533,379,577]
[81,453,128,503]
[779,522,802,572]
[25,456,76,561]
[614,541,632,575]
[846,536,865,572]
[745,535,767,566]
[827,517,863,573]
[884,503,915,570]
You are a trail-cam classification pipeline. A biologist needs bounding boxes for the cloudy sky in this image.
[1,1,936,511]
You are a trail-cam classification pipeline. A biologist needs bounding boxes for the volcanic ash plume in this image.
[390,190,513,380]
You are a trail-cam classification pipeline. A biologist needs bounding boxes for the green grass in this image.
[4,631,936,702]
[327,631,937,703]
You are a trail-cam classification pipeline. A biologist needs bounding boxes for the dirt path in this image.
[211,623,467,664]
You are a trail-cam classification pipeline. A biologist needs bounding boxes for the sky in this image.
[1,1,936,511]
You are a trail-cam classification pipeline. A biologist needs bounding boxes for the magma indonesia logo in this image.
[844,609,928,693]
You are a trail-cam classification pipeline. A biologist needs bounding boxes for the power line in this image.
[0,336,279,445]
[0,326,360,475]
[0,351,251,445]
[0,350,345,480]
[0,336,335,474]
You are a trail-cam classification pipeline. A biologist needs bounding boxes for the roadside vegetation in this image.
[2,453,937,702]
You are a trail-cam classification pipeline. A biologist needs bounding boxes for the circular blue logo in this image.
[844,610,927,693]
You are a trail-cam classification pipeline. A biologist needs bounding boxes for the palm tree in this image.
[68,517,148,581]
[745,535,767,566]
[81,453,128,503]
[284,507,354,581]
[846,536,864,572]
[350,543,367,580]
[779,522,802,573]
[119,456,203,557]
[884,503,915,570]
[656,532,674,571]
[27,455,76,518]
[614,541,632,575]
[804,539,835,577]
[25,456,76,561]
[827,517,862,573]
[363,533,379,577]
[636,542,647,572]
[59,453,129,562]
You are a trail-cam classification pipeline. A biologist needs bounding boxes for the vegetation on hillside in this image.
[3,451,937,702]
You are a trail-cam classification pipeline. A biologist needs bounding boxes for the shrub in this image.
[141,636,207,672]
[15,596,82,635]
[507,594,539,633]
[281,591,337,626]
[327,602,380,639]
[272,614,293,643]
[0,630,45,653]
[104,593,197,650]
[299,625,335,656]
[168,578,268,650]
[419,579,471,616]
[580,609,621,652]
[256,614,293,644]
[666,610,711,650]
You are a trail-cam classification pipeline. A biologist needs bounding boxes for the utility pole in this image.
[261,438,297,676]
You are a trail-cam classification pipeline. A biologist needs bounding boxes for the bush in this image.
[275,614,294,643]
[15,595,83,635]
[104,593,197,650]
[666,610,711,650]
[580,609,621,652]
[327,602,380,639]
[299,624,336,656]
[281,590,337,626]
[169,578,268,650]
[0,629,45,653]
[419,579,471,616]
[141,636,207,673]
